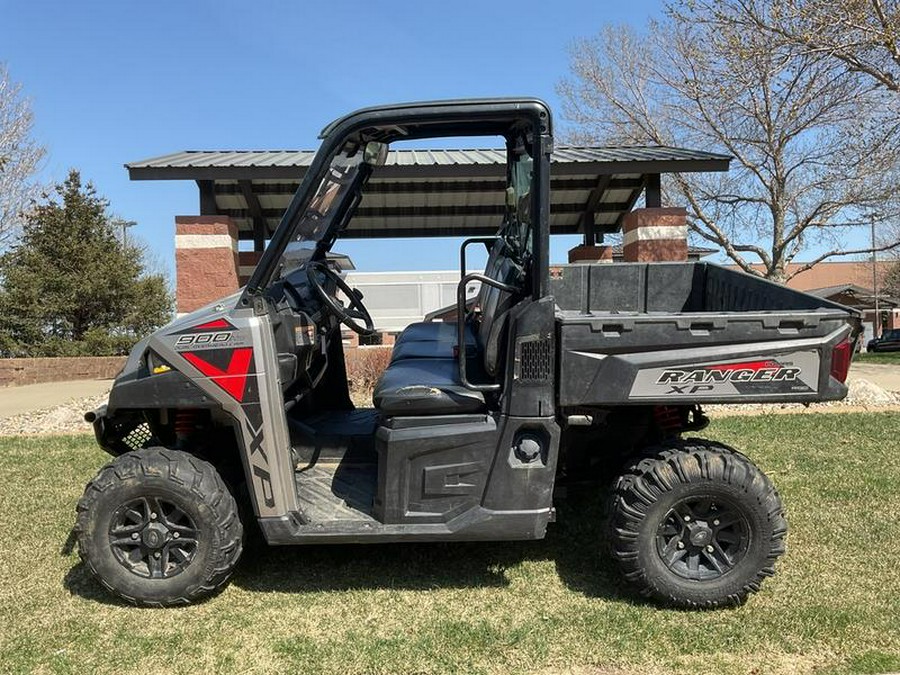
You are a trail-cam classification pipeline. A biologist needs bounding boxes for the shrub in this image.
[345,345,392,397]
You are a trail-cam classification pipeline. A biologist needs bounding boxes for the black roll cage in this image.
[240,98,553,307]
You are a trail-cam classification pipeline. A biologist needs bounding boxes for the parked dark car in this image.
[867,328,900,352]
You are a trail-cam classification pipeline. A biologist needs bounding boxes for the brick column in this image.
[622,207,688,262]
[238,251,263,286]
[175,216,240,314]
[567,244,613,263]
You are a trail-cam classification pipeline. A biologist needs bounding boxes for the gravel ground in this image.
[0,376,897,437]
[704,377,900,417]
[0,391,109,437]
[0,388,375,436]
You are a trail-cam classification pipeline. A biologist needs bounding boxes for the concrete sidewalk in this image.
[850,363,900,392]
[0,380,112,419]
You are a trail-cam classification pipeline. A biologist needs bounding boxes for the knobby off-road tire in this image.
[75,447,243,607]
[609,438,786,609]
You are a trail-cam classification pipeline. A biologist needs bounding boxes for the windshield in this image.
[499,144,534,262]
[280,145,366,274]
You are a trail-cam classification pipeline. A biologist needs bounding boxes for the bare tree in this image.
[699,0,900,94]
[691,0,900,259]
[0,64,44,248]
[885,259,900,297]
[558,10,900,281]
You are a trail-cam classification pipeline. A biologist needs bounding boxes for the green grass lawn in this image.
[855,350,900,365]
[2,414,899,675]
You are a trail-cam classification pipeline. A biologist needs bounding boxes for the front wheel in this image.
[609,439,786,608]
[75,447,243,606]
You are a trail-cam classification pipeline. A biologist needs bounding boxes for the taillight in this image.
[830,338,853,383]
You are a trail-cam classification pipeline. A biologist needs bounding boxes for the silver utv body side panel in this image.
[150,307,297,519]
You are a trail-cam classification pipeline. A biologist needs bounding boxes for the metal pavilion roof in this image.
[127,146,730,244]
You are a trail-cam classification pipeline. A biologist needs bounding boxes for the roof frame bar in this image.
[238,180,267,252]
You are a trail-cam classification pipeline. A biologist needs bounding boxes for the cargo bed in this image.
[551,262,859,407]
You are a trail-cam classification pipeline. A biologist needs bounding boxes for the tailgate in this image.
[557,311,856,406]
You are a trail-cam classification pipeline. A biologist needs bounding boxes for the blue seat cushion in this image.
[391,338,478,361]
[392,322,477,363]
[373,358,487,415]
[395,321,477,345]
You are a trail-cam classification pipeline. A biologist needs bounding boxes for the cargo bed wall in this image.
[553,263,857,407]
[550,262,845,314]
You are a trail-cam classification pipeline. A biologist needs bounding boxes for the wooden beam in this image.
[237,223,588,240]
[579,174,612,235]
[212,176,645,197]
[239,180,267,252]
[615,176,648,228]
[220,201,632,221]
[645,173,662,208]
[197,180,218,215]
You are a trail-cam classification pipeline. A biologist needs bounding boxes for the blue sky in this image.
[0,0,665,275]
[1,0,871,277]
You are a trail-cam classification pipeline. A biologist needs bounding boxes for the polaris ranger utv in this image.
[76,99,860,608]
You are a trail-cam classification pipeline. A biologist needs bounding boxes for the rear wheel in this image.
[75,447,243,606]
[609,438,786,608]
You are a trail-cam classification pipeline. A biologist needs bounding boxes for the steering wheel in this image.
[306,261,376,336]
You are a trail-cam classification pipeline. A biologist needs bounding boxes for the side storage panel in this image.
[374,413,560,541]
[375,416,499,525]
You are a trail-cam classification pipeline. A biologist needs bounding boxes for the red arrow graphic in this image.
[182,348,253,402]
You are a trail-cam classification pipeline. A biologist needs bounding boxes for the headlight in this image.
[146,350,172,375]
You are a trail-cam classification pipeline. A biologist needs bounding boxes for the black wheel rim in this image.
[108,496,199,579]
[655,496,749,581]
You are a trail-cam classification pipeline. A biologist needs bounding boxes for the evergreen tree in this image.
[0,170,173,356]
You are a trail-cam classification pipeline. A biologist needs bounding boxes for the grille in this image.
[122,423,153,451]
[516,336,552,382]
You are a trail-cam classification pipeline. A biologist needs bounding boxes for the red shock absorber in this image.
[653,405,683,433]
[174,409,199,445]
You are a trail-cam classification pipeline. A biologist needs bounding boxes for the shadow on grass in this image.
[63,561,132,606]
[231,490,638,602]
[63,492,642,606]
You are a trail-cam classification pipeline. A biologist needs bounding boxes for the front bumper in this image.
[83,405,150,457]
[84,405,113,455]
